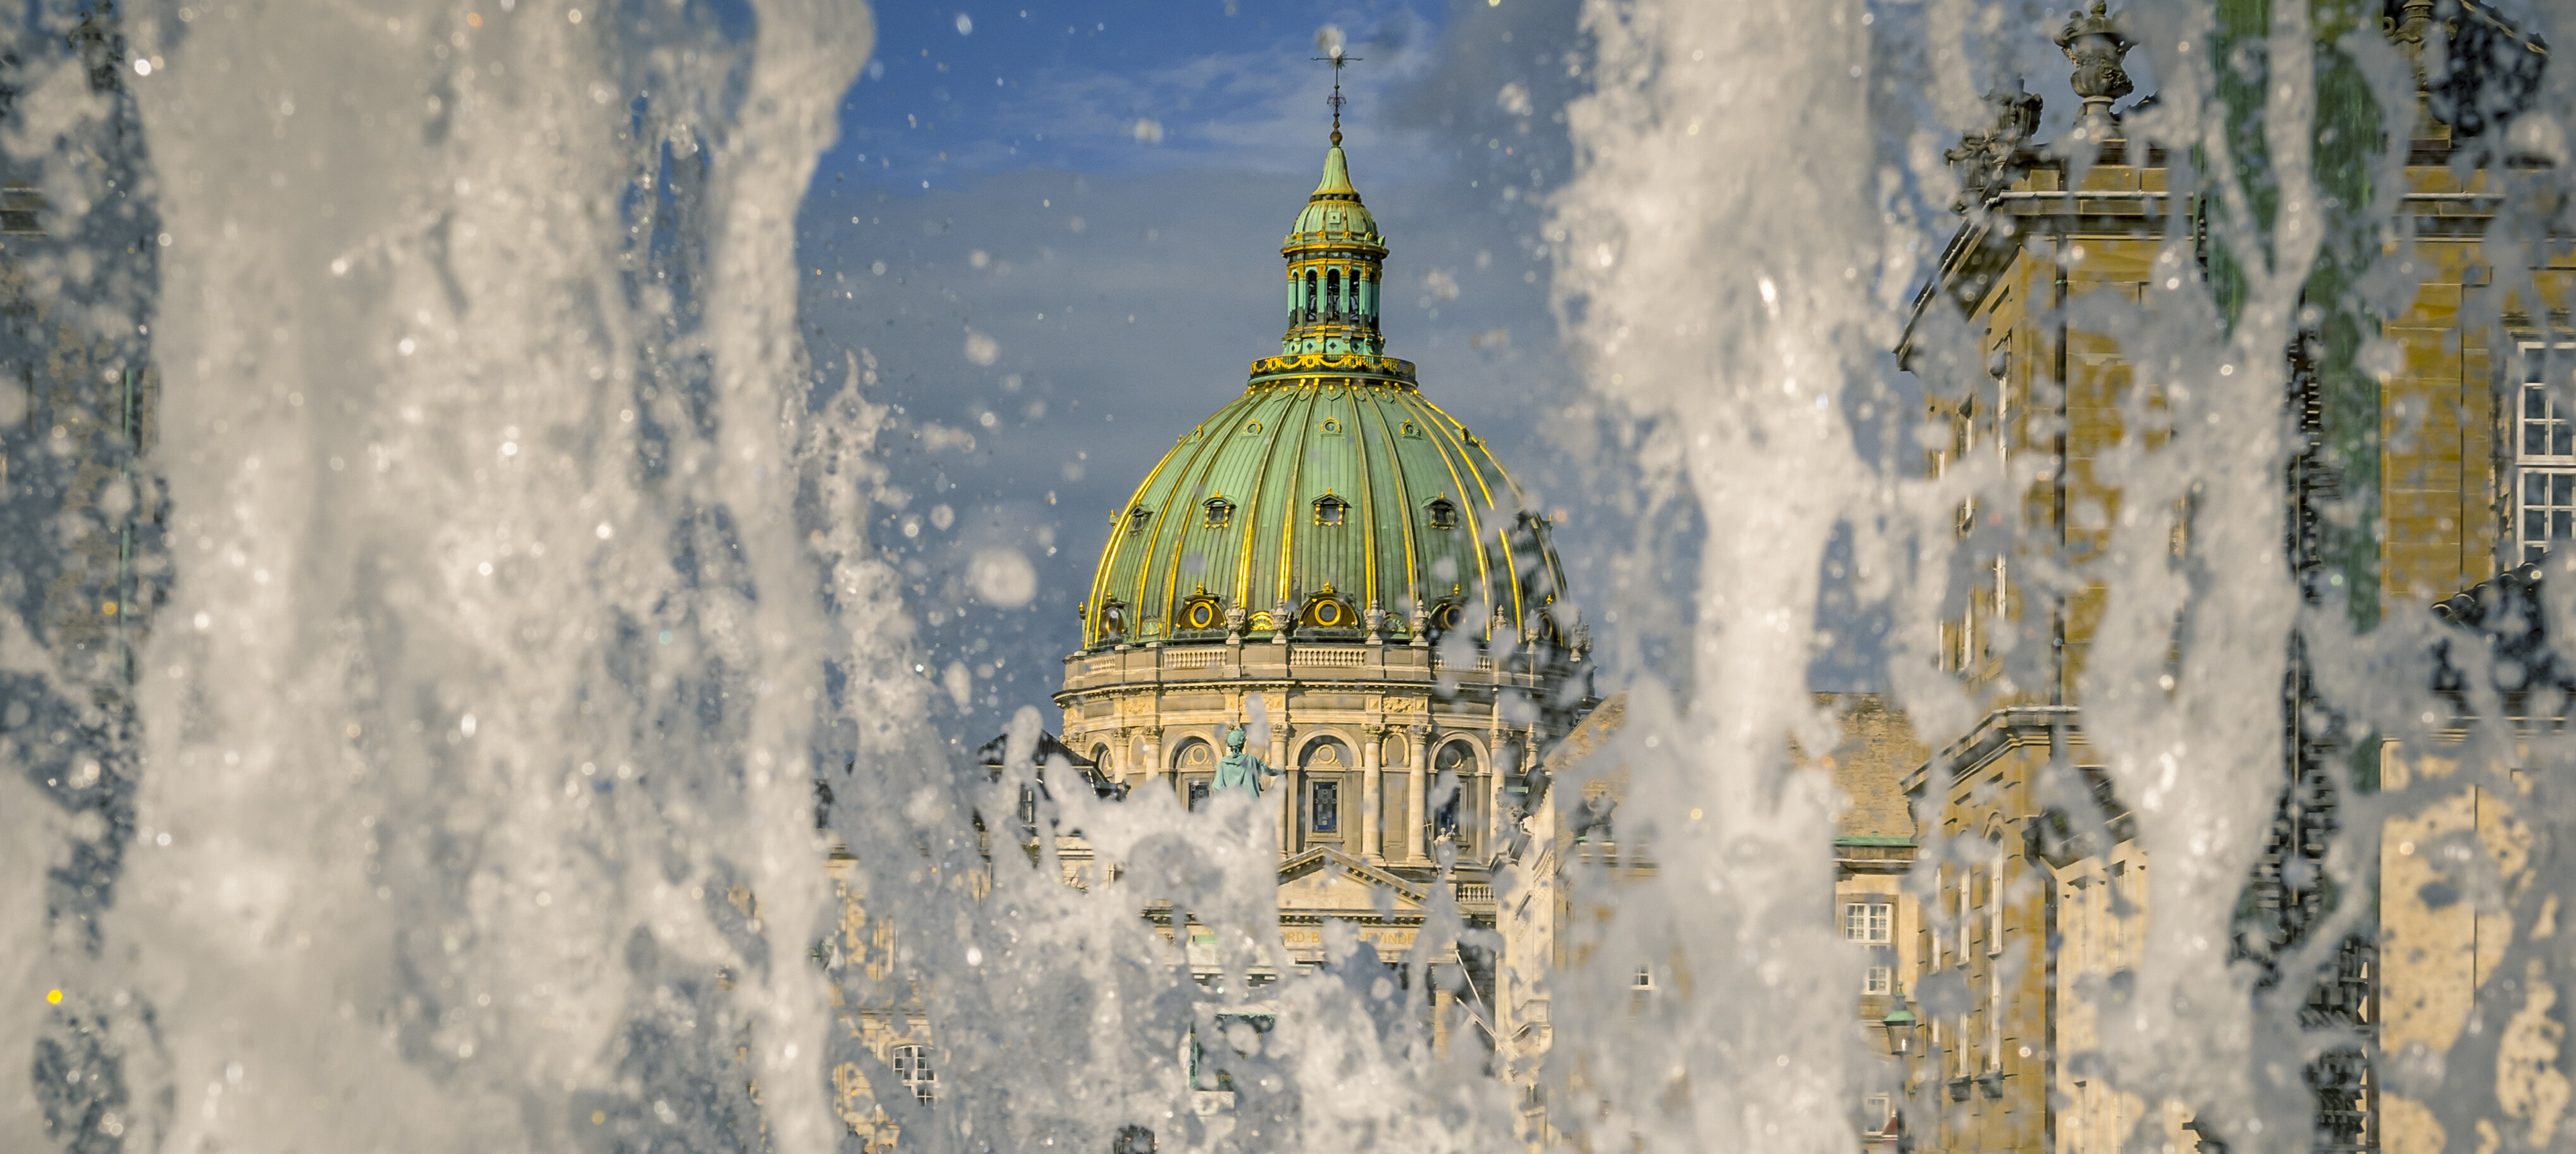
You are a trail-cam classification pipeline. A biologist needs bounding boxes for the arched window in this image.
[1203,496,1235,528]
[1127,505,1152,534]
[891,1044,935,1102]
[1302,738,1350,837]
[1313,494,1349,527]
[1305,269,1319,321]
[1426,497,1459,529]
[1432,741,1475,841]
[1096,596,1127,643]
[1089,744,1112,779]
[1174,739,1216,811]
[1326,268,1342,319]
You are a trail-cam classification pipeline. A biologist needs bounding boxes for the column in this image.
[1271,723,1294,856]
[1406,726,1430,861]
[1360,725,1384,861]
[1486,729,1510,851]
[1142,726,1166,792]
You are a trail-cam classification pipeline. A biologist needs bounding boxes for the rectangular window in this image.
[1864,965,1892,995]
[1956,873,1972,965]
[1863,1094,1893,1135]
[1988,968,2004,1071]
[1842,902,1892,943]
[1187,779,1210,811]
[2518,346,2576,564]
[1633,965,1654,990]
[1309,780,1340,833]
[1989,855,2006,955]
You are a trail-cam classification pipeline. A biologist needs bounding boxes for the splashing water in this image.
[5,0,2575,1151]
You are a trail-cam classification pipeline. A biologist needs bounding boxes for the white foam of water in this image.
[101,1,870,1149]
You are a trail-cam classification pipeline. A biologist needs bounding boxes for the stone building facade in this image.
[1896,4,2557,1154]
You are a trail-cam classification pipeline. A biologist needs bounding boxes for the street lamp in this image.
[1878,980,1920,1153]
[1880,980,1919,1056]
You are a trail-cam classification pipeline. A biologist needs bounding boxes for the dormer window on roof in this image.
[1314,494,1349,527]
[1203,496,1235,529]
[1426,497,1458,529]
[1127,505,1153,534]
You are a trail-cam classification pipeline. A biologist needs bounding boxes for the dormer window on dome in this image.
[1313,494,1349,527]
[1426,497,1458,529]
[1203,496,1235,529]
[1127,505,1153,534]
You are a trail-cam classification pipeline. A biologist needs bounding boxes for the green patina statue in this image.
[1212,726,1281,798]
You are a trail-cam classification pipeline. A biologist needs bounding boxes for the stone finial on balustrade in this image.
[1365,602,1386,644]
[1226,600,1248,644]
[2055,1,2135,140]
[1273,596,1295,644]
[1409,600,1431,647]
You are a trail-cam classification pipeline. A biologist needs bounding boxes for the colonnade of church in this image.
[1079,714,1534,864]
[1286,260,1380,329]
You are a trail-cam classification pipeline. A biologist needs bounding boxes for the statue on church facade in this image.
[1212,726,1281,799]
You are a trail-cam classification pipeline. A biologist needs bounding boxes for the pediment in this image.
[1276,847,1426,913]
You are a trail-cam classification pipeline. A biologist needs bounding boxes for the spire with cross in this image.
[1311,50,1361,146]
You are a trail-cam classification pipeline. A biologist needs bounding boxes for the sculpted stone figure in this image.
[1944,78,2043,213]
[1213,725,1281,799]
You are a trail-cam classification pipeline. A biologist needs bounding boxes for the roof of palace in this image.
[1075,142,1568,650]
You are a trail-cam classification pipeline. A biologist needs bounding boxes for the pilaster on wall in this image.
[1407,724,1431,862]
[1360,724,1385,861]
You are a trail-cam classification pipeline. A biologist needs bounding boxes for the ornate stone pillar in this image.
[1142,726,1166,788]
[1360,723,1385,861]
[1406,725,1430,861]
[1271,723,1294,856]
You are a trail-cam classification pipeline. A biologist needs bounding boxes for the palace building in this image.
[1896,5,2555,1154]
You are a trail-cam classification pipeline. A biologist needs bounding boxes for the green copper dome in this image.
[1078,146,1569,649]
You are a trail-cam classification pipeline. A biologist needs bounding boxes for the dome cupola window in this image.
[1094,596,1129,645]
[1203,496,1235,529]
[1426,496,1458,530]
[1301,586,1356,629]
[1177,590,1225,633]
[1399,420,1421,438]
[1126,505,1153,535]
[1313,493,1349,527]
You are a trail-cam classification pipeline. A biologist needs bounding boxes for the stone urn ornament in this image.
[1364,602,1386,644]
[1273,596,1295,643]
[1409,601,1431,647]
[2054,1,2136,140]
[1225,600,1248,643]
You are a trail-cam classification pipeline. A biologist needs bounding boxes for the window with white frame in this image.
[1863,1094,1894,1135]
[1987,969,2004,1071]
[1987,845,2006,955]
[1864,965,1892,995]
[891,1044,935,1102]
[1956,871,1972,964]
[1632,965,1656,990]
[2519,344,2576,564]
[1843,902,1892,943]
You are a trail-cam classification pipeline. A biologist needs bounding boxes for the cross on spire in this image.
[1311,50,1361,146]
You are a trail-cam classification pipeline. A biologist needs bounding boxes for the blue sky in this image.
[830,2,1472,188]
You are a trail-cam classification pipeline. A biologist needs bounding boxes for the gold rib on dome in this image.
[1075,134,1571,650]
